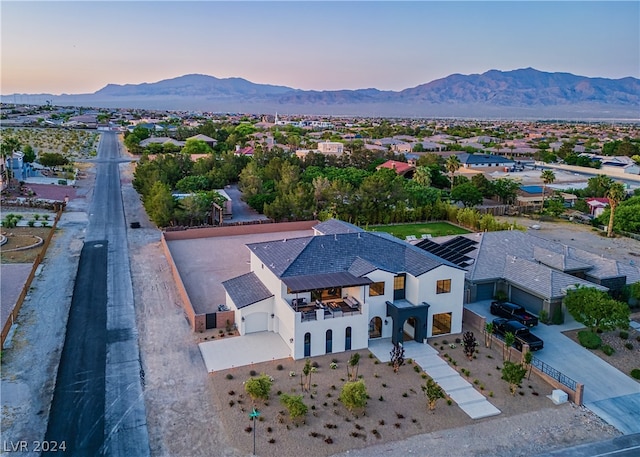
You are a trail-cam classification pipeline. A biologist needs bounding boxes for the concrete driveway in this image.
[199,332,292,373]
[465,300,640,434]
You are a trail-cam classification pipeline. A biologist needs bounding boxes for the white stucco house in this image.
[222,220,465,360]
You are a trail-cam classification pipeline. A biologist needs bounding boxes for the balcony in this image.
[290,296,362,321]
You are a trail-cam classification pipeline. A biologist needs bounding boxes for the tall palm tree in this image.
[540,169,556,208]
[606,182,626,238]
[445,155,462,191]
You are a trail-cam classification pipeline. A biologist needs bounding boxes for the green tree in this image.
[523,351,533,380]
[144,181,175,227]
[606,182,626,237]
[545,195,566,217]
[501,361,527,395]
[182,138,213,155]
[38,152,69,169]
[421,377,446,411]
[413,166,432,188]
[504,332,515,362]
[279,394,308,422]
[540,169,556,208]
[244,374,273,403]
[471,173,494,198]
[451,182,483,207]
[445,155,462,190]
[339,380,368,413]
[484,322,494,349]
[22,144,36,163]
[492,178,520,204]
[564,286,630,333]
[586,175,614,198]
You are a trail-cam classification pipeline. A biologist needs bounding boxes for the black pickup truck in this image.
[492,318,544,351]
[490,301,539,327]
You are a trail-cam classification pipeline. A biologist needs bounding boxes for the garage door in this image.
[510,286,544,315]
[476,283,495,301]
[244,312,268,334]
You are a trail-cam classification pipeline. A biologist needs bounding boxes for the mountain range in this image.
[3,68,639,119]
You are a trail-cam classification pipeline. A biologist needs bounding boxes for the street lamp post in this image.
[249,407,260,455]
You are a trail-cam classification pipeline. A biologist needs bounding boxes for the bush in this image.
[625,342,634,350]
[245,374,272,401]
[601,345,615,356]
[578,330,602,349]
[631,369,640,380]
[551,307,564,325]
[619,331,629,340]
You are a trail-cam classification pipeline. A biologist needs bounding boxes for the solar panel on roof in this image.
[415,236,477,268]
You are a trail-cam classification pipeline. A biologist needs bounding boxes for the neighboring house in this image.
[456,153,515,169]
[187,134,218,149]
[585,198,609,217]
[317,141,344,155]
[139,137,186,148]
[376,160,415,177]
[222,219,466,359]
[416,230,638,320]
[234,146,254,157]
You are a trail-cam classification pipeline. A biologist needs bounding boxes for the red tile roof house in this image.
[376,160,416,178]
[221,220,466,359]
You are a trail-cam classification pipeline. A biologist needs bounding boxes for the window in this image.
[432,312,452,335]
[436,279,451,294]
[394,274,406,300]
[345,327,352,350]
[369,282,385,296]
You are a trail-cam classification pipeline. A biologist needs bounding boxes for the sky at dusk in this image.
[1,1,639,95]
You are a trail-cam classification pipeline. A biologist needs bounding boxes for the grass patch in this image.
[368,222,469,239]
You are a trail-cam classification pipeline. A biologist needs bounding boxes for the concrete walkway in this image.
[466,301,640,434]
[368,338,501,420]
[199,332,292,373]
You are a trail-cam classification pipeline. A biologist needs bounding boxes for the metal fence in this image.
[531,356,578,391]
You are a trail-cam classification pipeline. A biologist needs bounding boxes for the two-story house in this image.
[222,220,465,360]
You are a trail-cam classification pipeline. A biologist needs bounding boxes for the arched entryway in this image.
[401,316,420,342]
[368,317,382,339]
[386,300,430,346]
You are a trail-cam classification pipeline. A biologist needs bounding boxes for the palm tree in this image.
[606,182,626,238]
[1,137,21,185]
[445,155,462,191]
[540,169,556,209]
[413,166,431,187]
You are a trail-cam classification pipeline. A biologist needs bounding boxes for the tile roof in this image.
[222,272,274,309]
[314,219,363,235]
[503,256,606,299]
[445,230,638,287]
[247,231,459,281]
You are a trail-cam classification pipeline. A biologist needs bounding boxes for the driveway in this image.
[465,300,640,434]
[224,184,270,223]
[199,332,292,373]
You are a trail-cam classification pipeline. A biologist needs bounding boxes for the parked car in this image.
[490,301,539,327]
[492,318,544,351]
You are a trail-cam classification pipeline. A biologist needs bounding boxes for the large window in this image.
[369,282,385,297]
[432,312,452,335]
[436,279,451,294]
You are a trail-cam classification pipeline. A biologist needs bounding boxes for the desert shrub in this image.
[578,330,602,349]
[630,369,640,379]
[280,393,308,421]
[601,345,615,356]
[619,330,629,339]
[276,364,284,371]
[625,342,634,350]
[339,380,368,412]
[226,374,233,380]
[245,374,272,402]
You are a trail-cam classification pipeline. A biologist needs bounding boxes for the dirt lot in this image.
[209,329,618,457]
[1,226,52,263]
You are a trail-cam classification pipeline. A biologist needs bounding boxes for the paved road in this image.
[43,133,150,456]
[466,300,640,435]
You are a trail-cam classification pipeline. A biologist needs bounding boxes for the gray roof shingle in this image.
[222,272,274,309]
[248,231,459,281]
